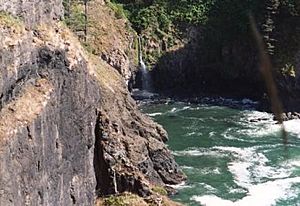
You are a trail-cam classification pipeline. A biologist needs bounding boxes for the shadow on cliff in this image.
[151,33,264,100]
[151,0,300,112]
[150,0,262,99]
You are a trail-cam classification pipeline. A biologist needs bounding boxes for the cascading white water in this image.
[138,36,152,92]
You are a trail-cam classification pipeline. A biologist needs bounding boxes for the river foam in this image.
[214,146,291,186]
[192,177,300,206]
[284,119,300,137]
[141,101,300,205]
[173,148,227,158]
[236,110,300,138]
[147,112,163,117]
[189,145,298,205]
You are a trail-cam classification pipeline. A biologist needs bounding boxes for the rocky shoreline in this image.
[133,92,300,122]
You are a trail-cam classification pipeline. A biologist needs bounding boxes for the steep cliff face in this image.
[0,1,185,205]
[85,0,138,84]
[94,73,185,196]
[0,7,99,205]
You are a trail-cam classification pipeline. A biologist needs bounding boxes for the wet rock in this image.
[274,112,300,121]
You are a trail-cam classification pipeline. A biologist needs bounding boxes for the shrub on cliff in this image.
[0,11,23,31]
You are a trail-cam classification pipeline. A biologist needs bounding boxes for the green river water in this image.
[141,100,300,206]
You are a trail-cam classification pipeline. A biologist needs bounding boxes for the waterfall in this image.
[138,36,152,92]
[112,168,118,194]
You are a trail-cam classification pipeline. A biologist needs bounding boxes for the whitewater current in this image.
[141,100,300,206]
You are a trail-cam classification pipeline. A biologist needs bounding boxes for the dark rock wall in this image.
[151,26,263,99]
[94,93,185,196]
[279,49,300,112]
[0,1,99,204]
[0,33,100,205]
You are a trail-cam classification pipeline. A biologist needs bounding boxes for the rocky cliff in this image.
[0,0,63,28]
[86,0,138,84]
[0,1,185,205]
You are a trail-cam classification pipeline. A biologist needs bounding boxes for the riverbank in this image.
[132,91,300,122]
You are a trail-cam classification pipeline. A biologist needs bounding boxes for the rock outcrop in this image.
[0,0,63,28]
[94,82,184,196]
[0,7,99,204]
[86,0,138,84]
[0,1,185,205]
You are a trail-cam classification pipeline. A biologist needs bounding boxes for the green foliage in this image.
[128,4,170,32]
[113,0,299,45]
[113,0,214,33]
[63,3,86,32]
[169,0,214,24]
[0,11,23,29]
[111,0,264,66]
[152,186,168,196]
[281,0,300,15]
[104,196,125,206]
[111,0,214,65]
[281,63,296,77]
[107,1,129,19]
[103,193,145,206]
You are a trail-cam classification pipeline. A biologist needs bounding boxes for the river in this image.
[140,99,300,206]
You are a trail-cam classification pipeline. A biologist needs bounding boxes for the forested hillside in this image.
[107,0,300,104]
